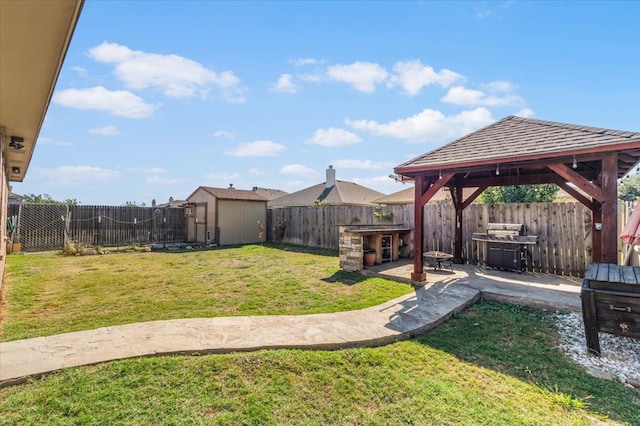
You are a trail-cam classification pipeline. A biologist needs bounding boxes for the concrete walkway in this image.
[0,263,582,387]
[364,262,583,313]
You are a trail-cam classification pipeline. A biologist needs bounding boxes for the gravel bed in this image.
[553,312,640,390]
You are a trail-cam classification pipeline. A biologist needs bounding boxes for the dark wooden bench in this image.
[581,262,640,355]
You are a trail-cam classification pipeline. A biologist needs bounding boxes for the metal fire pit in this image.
[472,223,538,273]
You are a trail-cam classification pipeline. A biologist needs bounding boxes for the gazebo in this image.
[394,115,640,281]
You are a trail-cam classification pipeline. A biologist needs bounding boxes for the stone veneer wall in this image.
[338,225,363,272]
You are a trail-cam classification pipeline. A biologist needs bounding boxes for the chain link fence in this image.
[8,204,187,252]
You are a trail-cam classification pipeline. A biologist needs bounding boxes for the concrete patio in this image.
[360,260,583,313]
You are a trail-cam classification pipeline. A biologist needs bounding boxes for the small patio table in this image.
[423,251,454,271]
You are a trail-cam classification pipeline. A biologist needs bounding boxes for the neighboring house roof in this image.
[8,192,23,204]
[372,187,414,205]
[269,180,385,208]
[155,199,187,208]
[187,186,268,202]
[373,186,479,205]
[252,187,289,201]
[396,115,640,178]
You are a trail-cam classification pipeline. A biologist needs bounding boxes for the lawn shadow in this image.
[263,243,339,257]
[147,242,338,257]
[321,270,368,286]
[413,301,640,425]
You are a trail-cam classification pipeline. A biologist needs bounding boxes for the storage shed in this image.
[185,186,268,246]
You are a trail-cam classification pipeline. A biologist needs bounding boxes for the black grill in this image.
[472,223,538,273]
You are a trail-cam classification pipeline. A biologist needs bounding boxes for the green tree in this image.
[478,184,559,204]
[23,193,79,205]
[618,174,640,201]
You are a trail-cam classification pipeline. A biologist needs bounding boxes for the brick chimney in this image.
[326,165,335,188]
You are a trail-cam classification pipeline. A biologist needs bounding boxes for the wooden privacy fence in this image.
[268,202,605,277]
[8,204,187,252]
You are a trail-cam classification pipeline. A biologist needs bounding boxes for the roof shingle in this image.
[396,115,640,173]
[196,186,268,202]
[269,180,385,208]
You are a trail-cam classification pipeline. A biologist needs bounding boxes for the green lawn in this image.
[1,302,638,425]
[1,245,638,425]
[0,244,412,341]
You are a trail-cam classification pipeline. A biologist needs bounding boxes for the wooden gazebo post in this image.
[450,184,486,264]
[600,153,619,263]
[451,185,464,264]
[411,172,455,282]
[411,177,426,282]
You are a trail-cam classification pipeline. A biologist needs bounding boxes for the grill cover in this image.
[486,223,525,236]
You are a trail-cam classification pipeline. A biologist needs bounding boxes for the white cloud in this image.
[348,174,412,195]
[35,165,119,185]
[331,159,393,170]
[53,86,159,118]
[128,167,167,174]
[305,128,362,147]
[482,80,517,92]
[71,66,88,78]
[346,107,495,143]
[270,74,297,93]
[291,58,320,66]
[515,108,535,118]
[298,72,323,83]
[350,174,396,189]
[474,9,492,20]
[326,62,388,93]
[213,130,235,139]
[248,168,266,176]
[90,125,120,135]
[280,164,318,176]
[145,175,187,185]
[88,42,245,102]
[37,137,73,147]
[88,42,132,62]
[225,140,287,157]
[441,86,522,106]
[204,172,241,181]
[388,60,464,95]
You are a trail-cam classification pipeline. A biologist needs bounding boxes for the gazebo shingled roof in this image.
[396,115,640,179]
[394,115,640,282]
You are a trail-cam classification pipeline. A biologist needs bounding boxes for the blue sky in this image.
[18,0,640,205]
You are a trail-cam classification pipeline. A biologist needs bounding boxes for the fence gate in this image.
[8,204,68,252]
